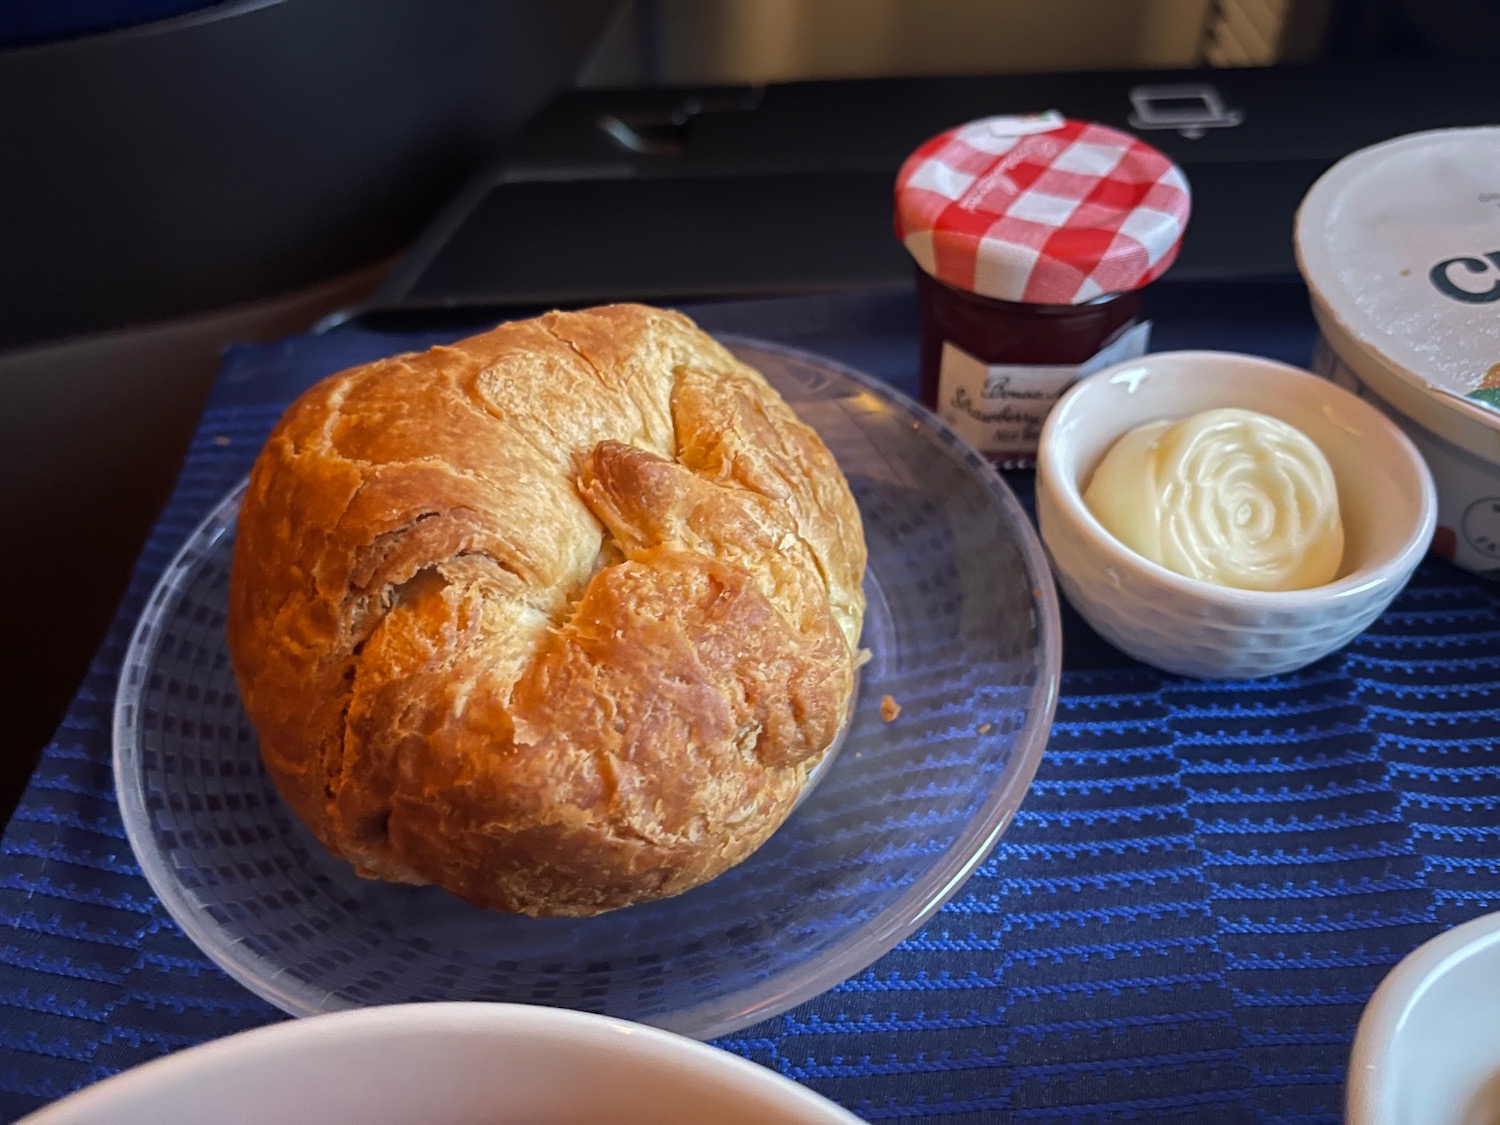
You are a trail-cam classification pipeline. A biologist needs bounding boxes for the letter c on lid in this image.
[1430,255,1500,304]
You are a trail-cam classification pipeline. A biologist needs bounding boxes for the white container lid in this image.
[1295,128,1500,452]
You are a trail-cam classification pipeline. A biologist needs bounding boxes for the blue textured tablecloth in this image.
[4,284,1498,1124]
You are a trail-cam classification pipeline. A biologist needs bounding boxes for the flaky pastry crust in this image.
[227,305,866,916]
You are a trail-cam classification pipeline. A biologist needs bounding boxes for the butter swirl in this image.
[1084,408,1344,592]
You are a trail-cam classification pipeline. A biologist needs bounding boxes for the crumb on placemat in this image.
[880,694,901,722]
[978,722,992,734]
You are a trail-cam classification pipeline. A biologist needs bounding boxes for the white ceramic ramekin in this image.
[1036,350,1436,679]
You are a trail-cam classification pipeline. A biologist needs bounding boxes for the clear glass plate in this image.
[113,337,1061,1039]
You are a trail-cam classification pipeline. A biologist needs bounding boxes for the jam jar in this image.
[895,113,1191,466]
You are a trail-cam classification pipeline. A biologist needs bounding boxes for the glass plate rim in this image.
[112,333,1063,1039]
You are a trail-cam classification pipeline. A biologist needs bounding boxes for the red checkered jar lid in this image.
[894,113,1192,306]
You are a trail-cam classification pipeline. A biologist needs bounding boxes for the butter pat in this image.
[1084,408,1344,591]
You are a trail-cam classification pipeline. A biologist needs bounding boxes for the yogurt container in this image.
[1296,127,1500,580]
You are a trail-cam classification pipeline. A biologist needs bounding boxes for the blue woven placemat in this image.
[3,286,1498,1124]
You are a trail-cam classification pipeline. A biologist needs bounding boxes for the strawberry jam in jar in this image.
[895,113,1191,466]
